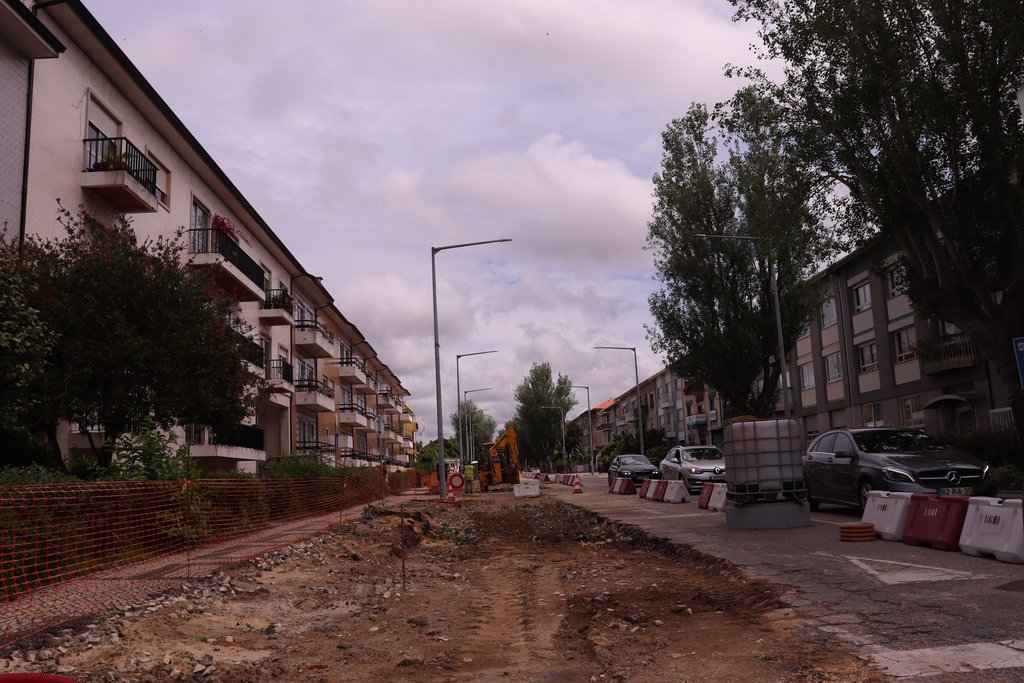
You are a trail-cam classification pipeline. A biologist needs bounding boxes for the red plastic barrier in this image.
[610,478,636,495]
[652,480,669,502]
[638,480,653,498]
[697,482,715,509]
[903,493,971,551]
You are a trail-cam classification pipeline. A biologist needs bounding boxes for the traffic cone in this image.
[573,475,582,494]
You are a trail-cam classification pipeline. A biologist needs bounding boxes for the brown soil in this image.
[4,494,887,682]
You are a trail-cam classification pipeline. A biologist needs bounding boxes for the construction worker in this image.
[464,462,475,494]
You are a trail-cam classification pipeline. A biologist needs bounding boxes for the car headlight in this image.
[687,467,702,475]
[620,471,632,477]
[982,464,991,479]
[881,467,915,483]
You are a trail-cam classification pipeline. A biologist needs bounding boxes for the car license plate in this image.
[938,486,973,496]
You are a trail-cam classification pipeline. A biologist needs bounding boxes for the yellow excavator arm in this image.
[479,425,521,491]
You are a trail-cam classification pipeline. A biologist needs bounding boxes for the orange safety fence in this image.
[0,467,419,648]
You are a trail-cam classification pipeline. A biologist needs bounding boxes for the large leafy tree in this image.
[0,246,53,427]
[15,205,260,468]
[730,0,1024,435]
[450,400,497,463]
[647,92,834,417]
[512,363,576,472]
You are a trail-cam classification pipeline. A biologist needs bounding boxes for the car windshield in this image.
[617,456,653,467]
[852,430,949,453]
[682,448,723,461]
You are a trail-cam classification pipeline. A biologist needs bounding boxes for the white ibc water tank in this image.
[723,419,804,494]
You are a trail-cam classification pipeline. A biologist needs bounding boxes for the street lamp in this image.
[694,233,791,418]
[432,239,511,500]
[595,346,644,455]
[456,350,498,468]
[572,385,594,473]
[542,406,567,471]
[463,387,492,467]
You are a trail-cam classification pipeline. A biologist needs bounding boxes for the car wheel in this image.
[858,479,873,511]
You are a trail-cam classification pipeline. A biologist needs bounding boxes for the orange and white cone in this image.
[572,475,582,494]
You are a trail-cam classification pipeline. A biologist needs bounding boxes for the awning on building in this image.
[923,394,969,409]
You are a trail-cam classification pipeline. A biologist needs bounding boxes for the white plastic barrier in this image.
[959,497,1024,564]
[513,482,541,498]
[861,491,914,541]
[707,483,728,511]
[663,480,690,504]
[644,480,660,501]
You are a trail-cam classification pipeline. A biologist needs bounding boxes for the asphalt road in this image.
[544,473,1024,681]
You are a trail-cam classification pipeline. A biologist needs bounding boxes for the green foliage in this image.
[13,204,260,467]
[729,0,1024,435]
[646,94,833,418]
[450,400,497,462]
[0,423,62,469]
[260,456,350,479]
[101,419,189,480]
[417,437,457,475]
[0,244,54,428]
[512,363,577,470]
[0,463,80,485]
[441,520,480,546]
[941,427,1023,470]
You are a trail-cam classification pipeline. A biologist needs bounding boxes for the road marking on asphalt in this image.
[867,640,1024,678]
[841,555,990,584]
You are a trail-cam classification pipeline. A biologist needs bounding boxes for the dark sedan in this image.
[608,454,662,487]
[802,427,996,511]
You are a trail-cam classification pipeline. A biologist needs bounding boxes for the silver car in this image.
[660,445,727,494]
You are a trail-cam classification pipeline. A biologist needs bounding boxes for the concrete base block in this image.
[725,502,811,530]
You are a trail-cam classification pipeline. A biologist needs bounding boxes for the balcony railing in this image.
[295,319,335,345]
[267,358,293,383]
[232,331,265,370]
[261,288,294,313]
[185,423,265,451]
[919,333,978,374]
[340,357,365,371]
[295,377,335,399]
[338,402,368,416]
[188,228,265,290]
[83,136,157,197]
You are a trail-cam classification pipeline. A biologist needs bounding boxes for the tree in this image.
[730,0,1024,436]
[450,400,497,463]
[647,93,834,417]
[512,363,577,472]
[15,205,261,467]
[417,437,457,476]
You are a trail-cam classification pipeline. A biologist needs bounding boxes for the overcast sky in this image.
[83,0,768,443]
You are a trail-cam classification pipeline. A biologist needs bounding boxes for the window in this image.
[832,433,855,454]
[820,297,837,327]
[852,281,871,313]
[900,394,924,427]
[190,199,210,253]
[894,326,918,362]
[147,152,170,206]
[825,353,843,382]
[885,268,905,299]
[858,342,878,373]
[862,402,883,427]
[799,362,815,389]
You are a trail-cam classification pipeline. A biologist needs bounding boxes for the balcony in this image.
[337,357,369,387]
[399,410,414,424]
[376,389,398,414]
[295,441,337,465]
[337,403,368,429]
[919,333,978,375]
[295,377,335,412]
[258,289,294,327]
[266,358,293,394]
[81,136,159,212]
[188,228,266,301]
[686,413,708,428]
[233,330,265,376]
[295,319,335,359]
[186,423,266,463]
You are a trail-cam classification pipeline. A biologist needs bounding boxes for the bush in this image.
[942,427,1023,469]
[260,455,355,479]
[992,464,1024,492]
[0,463,80,485]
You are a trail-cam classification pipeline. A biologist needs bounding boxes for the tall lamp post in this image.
[432,239,511,500]
[463,387,493,467]
[542,406,567,471]
[694,233,791,418]
[456,350,498,468]
[572,385,594,473]
[595,346,644,455]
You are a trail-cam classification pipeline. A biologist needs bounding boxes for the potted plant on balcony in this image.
[91,145,125,171]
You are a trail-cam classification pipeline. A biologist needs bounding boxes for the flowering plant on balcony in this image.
[211,214,241,240]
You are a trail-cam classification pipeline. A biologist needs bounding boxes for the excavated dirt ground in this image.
[2,493,887,682]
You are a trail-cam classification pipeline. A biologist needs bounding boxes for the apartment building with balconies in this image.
[788,242,1012,441]
[19,0,412,473]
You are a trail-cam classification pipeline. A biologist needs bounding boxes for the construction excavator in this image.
[479,425,521,492]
